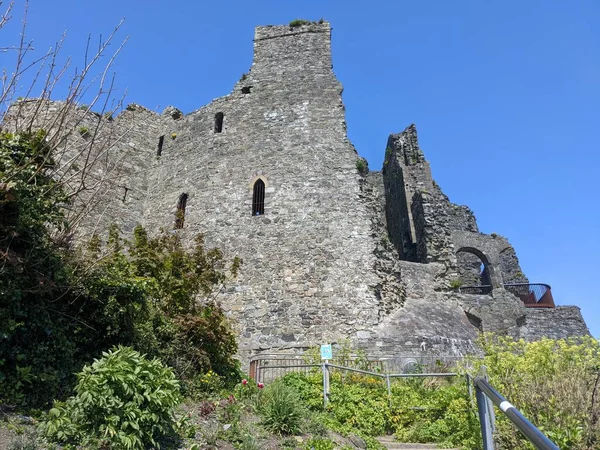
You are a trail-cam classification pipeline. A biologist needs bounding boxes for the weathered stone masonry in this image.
[4,22,589,362]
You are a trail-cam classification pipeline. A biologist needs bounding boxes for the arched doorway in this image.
[456,247,493,295]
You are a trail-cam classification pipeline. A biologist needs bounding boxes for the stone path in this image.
[376,436,457,450]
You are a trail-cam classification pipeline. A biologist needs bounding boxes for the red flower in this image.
[257,382,264,389]
[242,379,248,385]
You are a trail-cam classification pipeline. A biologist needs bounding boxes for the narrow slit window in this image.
[214,112,224,133]
[175,193,188,229]
[252,179,265,216]
[157,135,164,157]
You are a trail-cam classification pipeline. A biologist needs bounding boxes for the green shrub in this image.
[449,279,462,289]
[289,19,311,27]
[304,437,334,450]
[40,346,182,449]
[78,126,89,136]
[258,381,305,435]
[282,369,475,448]
[1,132,241,409]
[471,335,600,450]
[8,432,39,450]
[356,159,368,175]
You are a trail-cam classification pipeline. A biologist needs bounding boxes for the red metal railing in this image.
[459,283,555,308]
[503,283,555,308]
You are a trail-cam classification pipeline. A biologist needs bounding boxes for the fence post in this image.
[385,374,392,407]
[322,361,330,408]
[476,383,495,450]
[480,366,496,432]
[465,374,473,408]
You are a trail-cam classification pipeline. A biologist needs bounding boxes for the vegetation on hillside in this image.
[0,130,241,408]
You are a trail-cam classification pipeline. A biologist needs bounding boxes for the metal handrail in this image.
[504,283,555,308]
[460,284,493,295]
[257,361,459,408]
[459,283,556,308]
[473,370,559,450]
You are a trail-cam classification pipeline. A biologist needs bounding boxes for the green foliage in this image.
[356,159,368,175]
[0,132,78,407]
[8,431,39,450]
[289,19,312,27]
[258,381,305,435]
[449,279,462,289]
[304,437,334,450]
[0,132,241,408]
[470,335,600,450]
[40,346,181,450]
[281,370,476,449]
[83,225,242,393]
[78,126,89,136]
[283,338,599,450]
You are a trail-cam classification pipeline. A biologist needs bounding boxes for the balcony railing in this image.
[459,285,493,295]
[459,283,555,308]
[504,283,555,308]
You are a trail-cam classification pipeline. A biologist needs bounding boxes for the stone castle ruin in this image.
[5,22,589,362]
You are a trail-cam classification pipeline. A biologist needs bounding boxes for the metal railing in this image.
[253,357,560,449]
[460,284,493,295]
[472,367,559,450]
[249,353,466,383]
[504,283,555,308]
[459,283,556,308]
[256,360,458,407]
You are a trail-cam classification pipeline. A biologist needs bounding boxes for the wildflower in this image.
[242,379,248,385]
[257,382,264,389]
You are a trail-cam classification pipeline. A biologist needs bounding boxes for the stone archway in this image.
[456,246,498,293]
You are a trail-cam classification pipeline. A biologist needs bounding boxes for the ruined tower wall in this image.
[2,100,163,239]
[141,23,383,356]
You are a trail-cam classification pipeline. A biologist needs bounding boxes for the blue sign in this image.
[320,344,332,360]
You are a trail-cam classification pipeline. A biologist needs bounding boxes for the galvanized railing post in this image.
[322,361,330,408]
[476,382,495,450]
[385,374,392,407]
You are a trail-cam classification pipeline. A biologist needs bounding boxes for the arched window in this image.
[175,193,188,229]
[252,179,265,216]
[214,112,224,133]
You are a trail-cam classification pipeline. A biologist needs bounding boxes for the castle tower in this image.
[142,22,384,355]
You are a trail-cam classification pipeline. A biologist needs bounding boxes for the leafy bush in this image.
[356,159,368,175]
[282,338,599,450]
[282,370,476,449]
[0,131,81,407]
[471,335,600,450]
[258,381,305,435]
[304,437,334,450]
[289,19,311,27]
[450,279,462,289]
[0,134,241,409]
[40,346,182,449]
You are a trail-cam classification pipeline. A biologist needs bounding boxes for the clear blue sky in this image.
[6,1,599,336]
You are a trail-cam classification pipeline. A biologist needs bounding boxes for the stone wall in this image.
[520,307,590,340]
[141,22,384,358]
